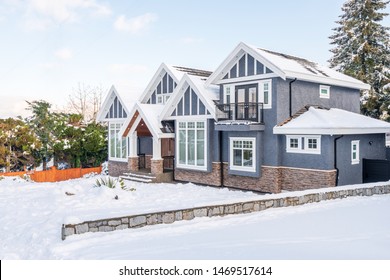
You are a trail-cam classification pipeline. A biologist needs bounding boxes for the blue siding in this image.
[337,134,386,186]
[157,83,161,95]
[184,87,190,115]
[238,55,246,77]
[139,137,153,155]
[199,100,206,115]
[162,73,168,94]
[191,89,198,115]
[256,61,264,74]
[247,54,255,76]
[230,65,237,78]
[169,76,174,92]
[177,98,183,115]
[105,95,127,119]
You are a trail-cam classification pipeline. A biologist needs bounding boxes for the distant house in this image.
[97,42,390,192]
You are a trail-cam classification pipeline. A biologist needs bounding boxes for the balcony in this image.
[215,102,264,131]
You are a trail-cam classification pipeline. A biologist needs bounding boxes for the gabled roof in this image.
[273,106,390,135]
[119,102,174,139]
[96,85,131,122]
[161,73,219,120]
[207,42,370,90]
[139,63,213,103]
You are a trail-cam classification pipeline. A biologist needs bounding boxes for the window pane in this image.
[187,130,195,165]
[197,129,205,166]
[233,140,242,148]
[233,149,242,166]
[243,149,253,167]
[121,137,127,158]
[290,138,298,148]
[308,139,317,149]
[197,122,204,128]
[179,129,186,164]
[110,135,115,157]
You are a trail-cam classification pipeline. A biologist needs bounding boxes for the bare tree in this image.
[67,83,105,123]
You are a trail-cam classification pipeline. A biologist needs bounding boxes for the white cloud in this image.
[7,0,112,30]
[54,48,73,60]
[180,37,204,44]
[114,13,158,33]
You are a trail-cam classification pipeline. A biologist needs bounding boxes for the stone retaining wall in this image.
[62,184,390,240]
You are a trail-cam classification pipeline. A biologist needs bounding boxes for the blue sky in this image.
[0,0,389,118]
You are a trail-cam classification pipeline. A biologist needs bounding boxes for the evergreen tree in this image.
[0,118,41,172]
[25,100,55,170]
[329,0,390,119]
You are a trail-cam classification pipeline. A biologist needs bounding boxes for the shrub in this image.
[93,176,125,189]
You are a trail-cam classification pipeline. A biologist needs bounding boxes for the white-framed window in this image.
[109,122,127,161]
[259,80,272,109]
[286,135,321,154]
[229,137,256,172]
[287,136,301,151]
[177,121,207,170]
[157,95,163,104]
[351,140,360,164]
[320,85,330,99]
[223,85,232,104]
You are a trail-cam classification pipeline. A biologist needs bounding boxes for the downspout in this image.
[219,130,224,187]
[289,78,297,117]
[334,135,344,186]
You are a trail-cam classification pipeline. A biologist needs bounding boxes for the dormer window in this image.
[320,85,330,99]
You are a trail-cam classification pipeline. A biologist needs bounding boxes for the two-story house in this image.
[97,42,390,193]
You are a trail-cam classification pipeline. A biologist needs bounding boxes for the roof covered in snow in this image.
[119,102,174,139]
[273,106,390,135]
[207,42,370,90]
[139,63,213,103]
[161,73,219,120]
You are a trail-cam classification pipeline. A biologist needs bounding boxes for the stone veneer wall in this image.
[223,164,282,193]
[175,163,336,193]
[62,184,390,240]
[280,166,336,191]
[108,161,128,177]
[145,155,152,169]
[174,162,221,186]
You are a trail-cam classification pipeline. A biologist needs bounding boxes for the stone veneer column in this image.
[151,159,163,175]
[128,156,139,172]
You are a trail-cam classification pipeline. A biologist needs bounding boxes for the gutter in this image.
[289,78,297,117]
[334,135,344,186]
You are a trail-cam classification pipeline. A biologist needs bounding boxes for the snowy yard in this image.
[0,175,390,259]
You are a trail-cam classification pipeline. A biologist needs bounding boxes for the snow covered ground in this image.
[0,175,389,259]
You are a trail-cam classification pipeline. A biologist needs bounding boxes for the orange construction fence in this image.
[1,166,102,182]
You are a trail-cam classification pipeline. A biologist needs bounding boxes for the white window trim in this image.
[223,85,232,104]
[259,79,272,109]
[286,135,321,155]
[108,121,128,162]
[229,137,256,172]
[220,79,272,109]
[351,140,360,165]
[320,85,330,99]
[286,135,302,152]
[176,120,208,171]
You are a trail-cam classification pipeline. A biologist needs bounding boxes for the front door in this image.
[235,84,258,121]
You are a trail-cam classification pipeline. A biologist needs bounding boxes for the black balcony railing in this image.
[216,102,264,123]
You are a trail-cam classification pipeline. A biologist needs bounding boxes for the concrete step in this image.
[122,172,156,180]
[120,175,153,183]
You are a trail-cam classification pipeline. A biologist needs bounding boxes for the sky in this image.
[0,0,389,118]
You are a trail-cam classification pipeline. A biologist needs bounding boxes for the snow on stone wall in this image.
[62,184,390,240]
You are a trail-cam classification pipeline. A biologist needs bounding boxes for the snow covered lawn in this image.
[1,175,390,259]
